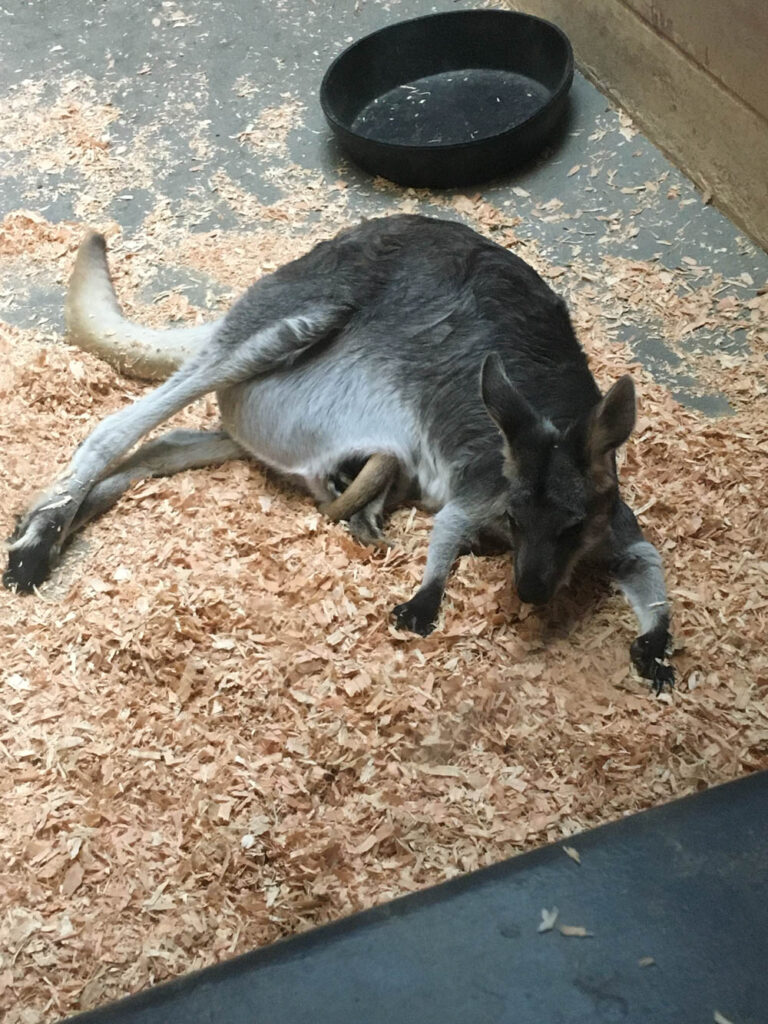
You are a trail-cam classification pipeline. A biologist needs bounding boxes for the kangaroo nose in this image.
[516,573,552,606]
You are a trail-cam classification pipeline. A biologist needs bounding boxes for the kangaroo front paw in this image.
[630,627,675,694]
[392,585,441,636]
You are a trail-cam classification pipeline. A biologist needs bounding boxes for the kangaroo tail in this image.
[65,232,223,381]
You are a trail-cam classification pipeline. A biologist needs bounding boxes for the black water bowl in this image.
[320,10,573,189]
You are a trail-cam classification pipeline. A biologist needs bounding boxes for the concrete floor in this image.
[1,0,766,412]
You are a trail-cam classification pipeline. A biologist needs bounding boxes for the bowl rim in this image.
[319,9,574,155]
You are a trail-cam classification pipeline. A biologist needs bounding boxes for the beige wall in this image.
[503,0,768,250]
[624,0,768,119]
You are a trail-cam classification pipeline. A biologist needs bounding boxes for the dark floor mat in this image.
[67,771,767,1024]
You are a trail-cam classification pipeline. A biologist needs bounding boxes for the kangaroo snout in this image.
[515,571,555,607]
[513,539,560,607]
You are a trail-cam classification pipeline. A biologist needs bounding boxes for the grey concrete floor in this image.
[1,0,766,416]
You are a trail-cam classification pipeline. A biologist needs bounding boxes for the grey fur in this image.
[4,215,673,690]
[71,430,246,531]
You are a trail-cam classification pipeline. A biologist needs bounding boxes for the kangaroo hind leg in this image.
[5,299,350,593]
[4,429,245,592]
[71,429,246,532]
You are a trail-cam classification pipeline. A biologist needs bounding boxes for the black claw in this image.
[392,587,440,636]
[3,510,68,593]
[651,662,676,696]
[3,541,56,593]
[631,626,675,694]
[393,605,435,635]
[392,603,435,636]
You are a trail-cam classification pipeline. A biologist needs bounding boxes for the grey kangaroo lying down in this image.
[3,215,674,692]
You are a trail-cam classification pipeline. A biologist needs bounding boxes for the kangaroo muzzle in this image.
[514,543,560,606]
[515,571,555,607]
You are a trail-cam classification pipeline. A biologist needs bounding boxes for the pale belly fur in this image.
[216,361,452,509]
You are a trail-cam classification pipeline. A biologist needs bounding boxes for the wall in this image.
[503,0,768,250]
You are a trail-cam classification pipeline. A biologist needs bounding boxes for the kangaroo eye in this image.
[558,520,584,540]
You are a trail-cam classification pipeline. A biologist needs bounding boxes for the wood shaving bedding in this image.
[0,79,767,1024]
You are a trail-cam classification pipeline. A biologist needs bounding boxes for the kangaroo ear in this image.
[588,375,636,457]
[480,353,538,441]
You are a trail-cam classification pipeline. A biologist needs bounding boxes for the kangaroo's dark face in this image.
[481,354,636,606]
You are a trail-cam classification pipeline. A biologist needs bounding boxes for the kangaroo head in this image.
[480,354,636,606]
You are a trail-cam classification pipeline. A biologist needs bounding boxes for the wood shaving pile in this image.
[0,83,767,1024]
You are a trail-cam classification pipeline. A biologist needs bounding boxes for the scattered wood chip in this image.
[558,924,593,938]
[638,956,656,968]
[537,907,559,933]
[713,1012,735,1024]
[60,862,84,897]
[1,73,766,1024]
[419,764,465,778]
[562,845,581,864]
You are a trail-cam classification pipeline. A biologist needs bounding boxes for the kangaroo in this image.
[3,215,674,692]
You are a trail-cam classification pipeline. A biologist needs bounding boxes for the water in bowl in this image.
[352,68,550,147]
